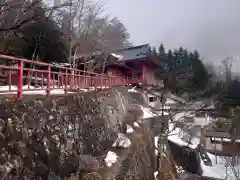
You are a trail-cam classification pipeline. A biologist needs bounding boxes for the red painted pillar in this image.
[111,75,113,86]
[131,70,134,84]
[65,69,68,95]
[142,64,145,83]
[46,65,51,97]
[114,74,116,86]
[17,61,23,99]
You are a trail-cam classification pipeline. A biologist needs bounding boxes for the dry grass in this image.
[115,124,156,180]
[157,154,179,180]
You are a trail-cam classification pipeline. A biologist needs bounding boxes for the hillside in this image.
[0,87,179,180]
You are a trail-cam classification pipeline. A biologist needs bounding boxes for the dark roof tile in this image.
[111,44,150,61]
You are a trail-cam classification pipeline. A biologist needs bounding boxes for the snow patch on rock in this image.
[112,133,131,148]
[126,124,134,133]
[104,151,118,167]
[133,122,140,127]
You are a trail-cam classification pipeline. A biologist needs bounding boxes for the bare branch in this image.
[0,0,71,32]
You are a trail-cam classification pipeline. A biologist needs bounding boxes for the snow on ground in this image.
[154,136,159,148]
[168,121,240,179]
[0,85,110,95]
[142,107,156,118]
[173,111,213,127]
[141,106,169,118]
[154,171,158,179]
[194,115,212,126]
[163,106,171,110]
[0,85,67,95]
[160,111,169,116]
[104,151,118,167]
[168,123,200,149]
[133,122,140,127]
[0,85,34,91]
[128,87,138,92]
[200,157,226,179]
[211,137,240,143]
[112,133,131,148]
[167,123,240,179]
[165,98,177,104]
[126,124,134,133]
[173,111,195,122]
[201,152,240,180]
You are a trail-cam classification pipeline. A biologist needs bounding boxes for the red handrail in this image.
[0,54,127,98]
[126,76,143,84]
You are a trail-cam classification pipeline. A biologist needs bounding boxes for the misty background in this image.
[106,0,240,73]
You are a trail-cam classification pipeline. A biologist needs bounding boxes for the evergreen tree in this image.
[178,46,184,57]
[155,43,210,95]
[154,44,166,81]
[183,49,190,72]
[154,46,163,80]
[158,43,165,58]
[166,49,173,72]
[167,49,173,58]
[183,49,188,63]
[21,19,69,63]
[164,47,209,94]
[151,46,157,57]
[193,50,200,60]
[190,50,209,91]
[178,46,185,67]
[163,49,174,88]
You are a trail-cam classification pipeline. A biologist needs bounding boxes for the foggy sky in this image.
[106,0,240,72]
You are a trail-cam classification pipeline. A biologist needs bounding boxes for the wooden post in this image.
[17,61,23,99]
[9,71,12,91]
[46,65,51,97]
[101,75,103,89]
[65,69,68,95]
[142,64,145,84]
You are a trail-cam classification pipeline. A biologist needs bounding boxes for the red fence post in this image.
[46,65,51,97]
[65,69,68,95]
[17,61,23,99]
[9,71,12,91]
[111,75,113,86]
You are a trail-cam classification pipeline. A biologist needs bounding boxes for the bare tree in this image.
[147,88,226,179]
[57,0,131,70]
[56,0,104,68]
[0,0,70,32]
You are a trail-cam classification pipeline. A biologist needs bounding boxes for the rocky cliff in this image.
[0,87,177,180]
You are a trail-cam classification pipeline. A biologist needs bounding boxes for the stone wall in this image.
[0,87,177,180]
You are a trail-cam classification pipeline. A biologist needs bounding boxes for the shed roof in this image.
[110,44,150,62]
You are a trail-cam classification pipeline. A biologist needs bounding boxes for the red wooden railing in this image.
[126,76,143,85]
[0,54,126,99]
